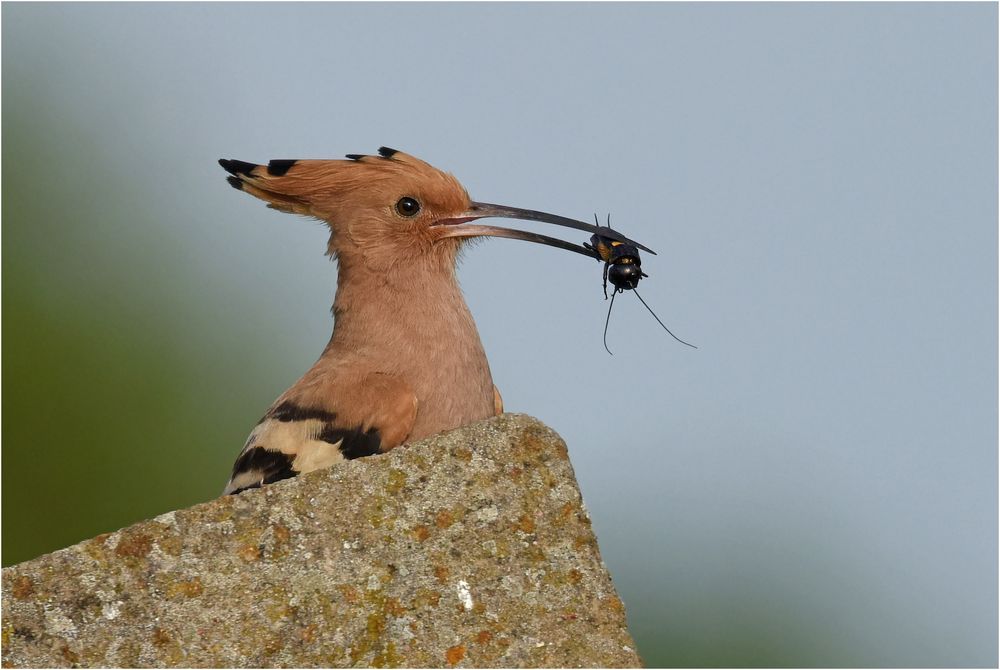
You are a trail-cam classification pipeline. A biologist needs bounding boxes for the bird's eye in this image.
[395,197,421,217]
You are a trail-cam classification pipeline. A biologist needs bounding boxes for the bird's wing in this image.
[224,372,418,495]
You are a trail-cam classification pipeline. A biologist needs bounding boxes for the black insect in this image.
[585,216,696,355]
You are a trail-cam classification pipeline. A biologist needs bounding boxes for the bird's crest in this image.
[219,147,467,212]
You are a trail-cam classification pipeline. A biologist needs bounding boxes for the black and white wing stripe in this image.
[224,401,382,495]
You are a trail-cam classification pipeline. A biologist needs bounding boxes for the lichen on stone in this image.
[1,414,641,668]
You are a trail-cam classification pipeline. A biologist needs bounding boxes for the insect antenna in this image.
[602,290,618,355]
[633,289,698,349]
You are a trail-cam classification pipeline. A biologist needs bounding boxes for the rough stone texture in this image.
[1,414,641,668]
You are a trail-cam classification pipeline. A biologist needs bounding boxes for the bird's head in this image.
[220,147,653,276]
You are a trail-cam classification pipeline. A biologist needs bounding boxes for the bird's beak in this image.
[432,201,656,258]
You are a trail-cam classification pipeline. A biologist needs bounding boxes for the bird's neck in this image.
[329,259,470,347]
[323,257,495,439]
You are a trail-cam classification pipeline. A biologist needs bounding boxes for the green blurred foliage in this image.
[1,89,276,567]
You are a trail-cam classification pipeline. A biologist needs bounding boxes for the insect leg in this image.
[603,290,618,356]
[633,289,698,349]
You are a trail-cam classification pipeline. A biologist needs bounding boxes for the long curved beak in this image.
[432,201,656,256]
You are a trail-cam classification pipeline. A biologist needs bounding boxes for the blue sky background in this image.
[3,3,996,666]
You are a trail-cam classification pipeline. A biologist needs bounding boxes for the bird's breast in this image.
[399,304,496,442]
[330,270,496,443]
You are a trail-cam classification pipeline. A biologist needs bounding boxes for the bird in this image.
[217,147,652,495]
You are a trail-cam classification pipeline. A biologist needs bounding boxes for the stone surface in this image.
[1,414,641,668]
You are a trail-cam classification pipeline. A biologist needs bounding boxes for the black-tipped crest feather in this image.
[267,159,297,176]
[218,159,258,176]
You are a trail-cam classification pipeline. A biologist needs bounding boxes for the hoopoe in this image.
[218,147,651,494]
